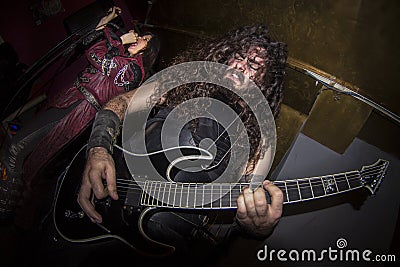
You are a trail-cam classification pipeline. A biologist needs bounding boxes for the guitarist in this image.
[78,25,287,255]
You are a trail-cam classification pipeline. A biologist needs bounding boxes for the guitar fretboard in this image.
[276,171,362,203]
[140,170,364,209]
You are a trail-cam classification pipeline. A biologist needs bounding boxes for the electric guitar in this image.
[53,145,389,256]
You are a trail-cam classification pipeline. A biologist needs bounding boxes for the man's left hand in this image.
[236,180,283,237]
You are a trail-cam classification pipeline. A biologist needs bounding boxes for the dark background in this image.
[0,0,399,266]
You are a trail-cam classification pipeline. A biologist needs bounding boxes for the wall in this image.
[125,0,400,157]
[132,0,400,116]
[0,0,133,66]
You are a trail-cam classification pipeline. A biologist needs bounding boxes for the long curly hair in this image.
[153,25,287,172]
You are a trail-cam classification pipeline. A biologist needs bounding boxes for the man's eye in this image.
[249,64,260,70]
[234,53,244,60]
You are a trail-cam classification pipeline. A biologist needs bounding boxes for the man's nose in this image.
[235,58,247,72]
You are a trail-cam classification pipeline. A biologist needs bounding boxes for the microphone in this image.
[107,22,126,34]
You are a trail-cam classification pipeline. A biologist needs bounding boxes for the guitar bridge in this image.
[64,209,85,219]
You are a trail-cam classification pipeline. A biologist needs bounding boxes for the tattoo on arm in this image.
[103,90,136,121]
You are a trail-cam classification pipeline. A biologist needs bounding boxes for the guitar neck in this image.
[139,170,364,209]
[276,171,363,204]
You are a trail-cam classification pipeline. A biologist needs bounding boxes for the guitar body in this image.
[53,146,175,256]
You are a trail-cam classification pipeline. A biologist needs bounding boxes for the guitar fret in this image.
[151,182,155,205]
[160,182,165,207]
[220,185,227,208]
[286,180,301,202]
[152,182,157,206]
[311,177,324,197]
[210,184,213,208]
[335,173,350,192]
[296,180,302,200]
[157,182,162,206]
[232,186,239,205]
[345,172,351,188]
[347,171,362,189]
[150,182,155,206]
[205,184,212,208]
[231,185,235,208]
[167,183,172,207]
[284,181,289,203]
[141,181,145,205]
[197,184,203,208]
[194,184,197,208]
[180,184,183,207]
[152,182,156,205]
[227,185,232,208]
[173,183,177,207]
[153,182,158,205]
[298,179,313,200]
[229,185,234,207]
[309,178,314,198]
[140,181,146,205]
[154,182,162,206]
[320,176,327,195]
[202,185,205,209]
[165,182,169,206]
[231,186,236,204]
[157,182,161,204]
[143,181,149,205]
[186,183,190,208]
[220,184,222,208]
[147,181,152,206]
[161,182,165,206]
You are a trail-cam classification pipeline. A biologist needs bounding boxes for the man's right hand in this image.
[77,147,118,223]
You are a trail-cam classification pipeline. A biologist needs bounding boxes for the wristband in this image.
[87,109,121,156]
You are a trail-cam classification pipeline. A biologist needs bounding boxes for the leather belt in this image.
[76,85,102,111]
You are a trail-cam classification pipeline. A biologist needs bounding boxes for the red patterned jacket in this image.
[23,26,144,186]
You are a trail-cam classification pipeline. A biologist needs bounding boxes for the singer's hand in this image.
[127,35,152,56]
[121,30,139,45]
[96,6,121,30]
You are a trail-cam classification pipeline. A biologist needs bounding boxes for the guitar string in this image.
[117,176,359,192]
[105,166,386,206]
[111,166,382,194]
[112,164,382,189]
[113,186,372,207]
[113,179,358,197]
[111,168,382,196]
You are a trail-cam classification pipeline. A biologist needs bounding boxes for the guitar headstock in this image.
[360,159,389,194]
